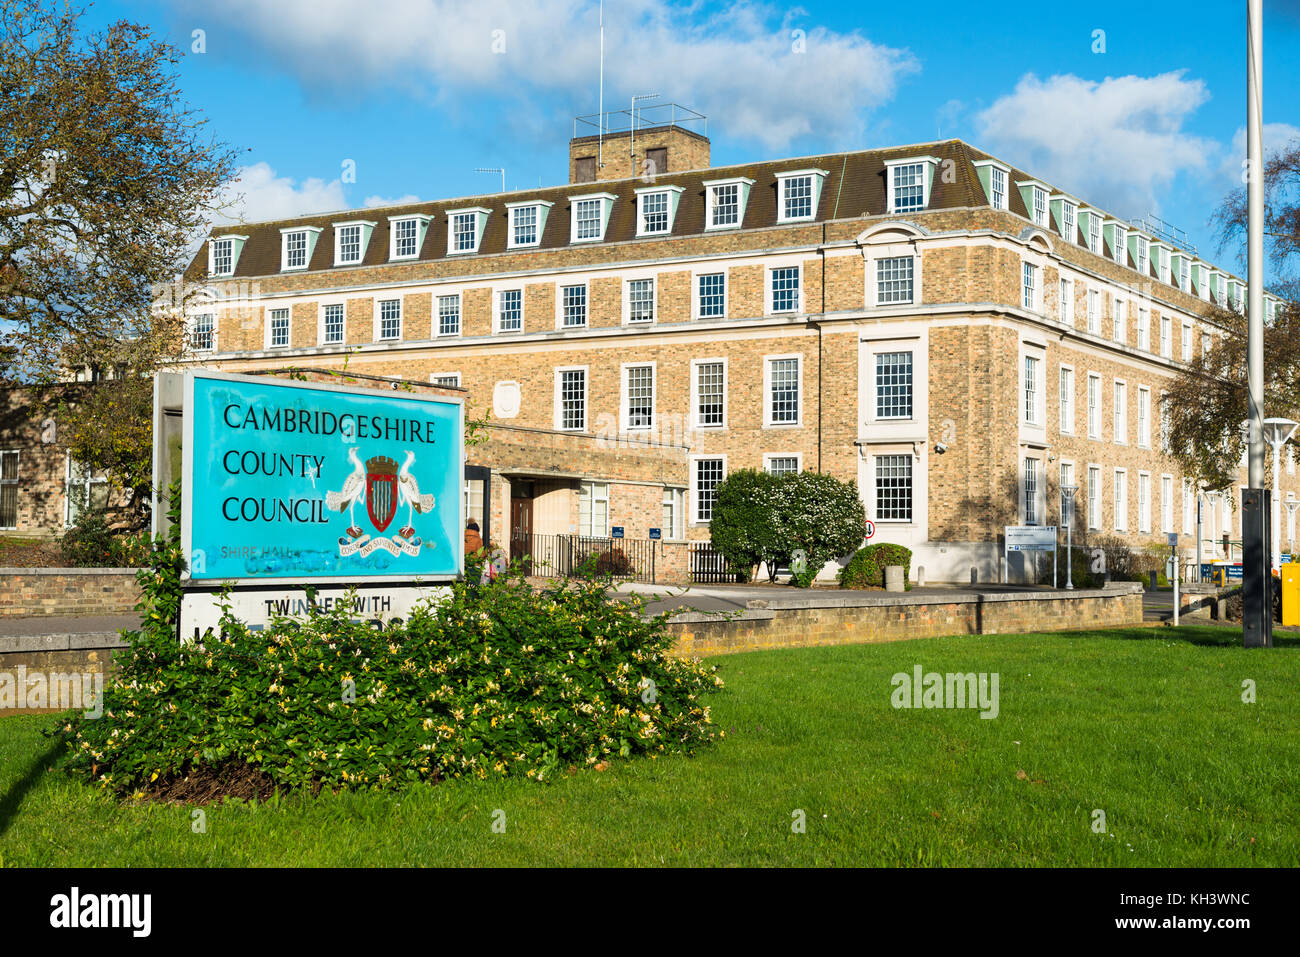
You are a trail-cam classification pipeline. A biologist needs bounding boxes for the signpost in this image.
[1004,525,1057,585]
[155,370,464,640]
[1169,532,1179,627]
[864,519,876,542]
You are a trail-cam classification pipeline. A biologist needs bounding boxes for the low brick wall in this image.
[666,584,1144,657]
[0,567,142,617]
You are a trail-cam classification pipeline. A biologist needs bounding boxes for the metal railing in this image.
[689,542,745,584]
[509,532,655,584]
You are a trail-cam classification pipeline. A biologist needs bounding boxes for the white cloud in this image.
[212,162,347,225]
[975,71,1216,217]
[364,193,423,209]
[1219,122,1300,188]
[170,0,917,150]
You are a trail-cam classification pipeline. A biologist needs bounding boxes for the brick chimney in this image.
[569,106,709,184]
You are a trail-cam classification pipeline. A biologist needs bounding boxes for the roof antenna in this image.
[474,167,505,193]
[598,0,604,171]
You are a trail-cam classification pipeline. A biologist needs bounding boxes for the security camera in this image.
[934,441,948,454]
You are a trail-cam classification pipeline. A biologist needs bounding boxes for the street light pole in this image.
[1061,485,1078,590]
[1264,418,1299,571]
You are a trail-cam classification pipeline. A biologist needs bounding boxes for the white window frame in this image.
[208,235,246,277]
[190,313,215,352]
[763,353,803,428]
[557,282,589,329]
[776,169,828,223]
[1113,297,1126,343]
[624,276,656,325]
[872,451,915,524]
[1022,353,1041,426]
[1058,276,1074,325]
[1161,474,1174,535]
[554,365,589,432]
[767,264,802,315]
[64,453,108,528]
[1022,455,1043,525]
[1087,373,1102,439]
[375,298,402,341]
[690,455,728,525]
[388,214,431,261]
[333,220,375,267]
[280,226,322,272]
[1059,364,1074,434]
[1160,315,1172,358]
[661,487,687,541]
[1087,464,1103,531]
[620,361,657,433]
[873,254,916,307]
[436,293,462,337]
[1086,288,1101,334]
[694,271,727,320]
[569,193,617,243]
[1137,309,1150,351]
[429,372,462,388]
[1138,471,1152,533]
[319,302,345,345]
[763,453,803,476]
[578,481,610,537]
[1022,261,1039,311]
[495,288,524,334]
[634,185,684,237]
[505,201,552,249]
[1114,468,1128,532]
[703,177,754,230]
[974,160,1011,210]
[267,307,291,349]
[886,158,938,215]
[446,207,490,255]
[1113,379,1128,445]
[1181,322,1194,362]
[690,357,728,430]
[1137,386,1151,449]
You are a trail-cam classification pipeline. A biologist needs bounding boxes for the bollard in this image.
[884,565,905,592]
[970,566,978,585]
[916,565,925,587]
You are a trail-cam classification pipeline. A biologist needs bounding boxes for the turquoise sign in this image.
[182,372,463,581]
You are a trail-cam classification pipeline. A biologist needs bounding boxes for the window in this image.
[1088,466,1102,530]
[573,197,604,241]
[627,278,655,323]
[1182,322,1193,362]
[767,356,800,426]
[282,230,309,270]
[1114,470,1128,531]
[1087,374,1101,439]
[1059,367,1074,433]
[1023,354,1040,425]
[876,352,913,419]
[498,289,523,332]
[1030,186,1048,227]
[508,202,552,248]
[323,304,344,343]
[1160,394,1171,453]
[1137,388,1150,448]
[557,368,586,431]
[1059,200,1076,242]
[888,163,926,213]
[65,456,108,527]
[1134,235,1149,276]
[1160,253,1172,285]
[1183,479,1195,535]
[0,450,18,529]
[770,266,800,313]
[391,217,422,259]
[875,455,913,521]
[438,295,460,336]
[269,308,290,348]
[694,458,725,522]
[1160,315,1172,358]
[579,482,609,537]
[1087,289,1100,333]
[1113,381,1127,443]
[1138,473,1151,533]
[1179,257,1190,292]
[709,182,739,227]
[336,224,363,265]
[561,284,587,327]
[1162,476,1174,534]
[1060,461,1075,497]
[1112,226,1127,265]
[378,299,401,340]
[430,373,461,388]
[1022,262,1038,310]
[694,360,725,428]
[1023,457,1040,524]
[623,365,654,430]
[765,456,800,476]
[877,256,915,305]
[638,190,670,234]
[1201,332,1212,357]
[210,238,234,276]
[697,273,725,319]
[780,174,815,220]
[662,488,685,540]
[191,314,214,352]
[450,212,479,253]
[1059,278,1073,324]
[1113,298,1126,343]
[1137,309,1150,351]
[1087,215,1101,255]
[989,166,1008,210]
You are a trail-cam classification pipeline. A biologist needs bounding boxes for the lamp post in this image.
[1285,493,1300,559]
[1204,489,1222,560]
[1263,418,1298,571]
[1061,485,1078,590]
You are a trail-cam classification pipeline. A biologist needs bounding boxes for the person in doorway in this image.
[464,520,484,557]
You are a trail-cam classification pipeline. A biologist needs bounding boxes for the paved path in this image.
[0,614,139,640]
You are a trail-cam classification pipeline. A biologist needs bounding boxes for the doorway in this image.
[510,480,534,570]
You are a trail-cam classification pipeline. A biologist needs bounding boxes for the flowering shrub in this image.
[54,501,722,796]
[839,543,912,589]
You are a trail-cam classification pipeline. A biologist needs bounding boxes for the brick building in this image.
[8,113,1295,581]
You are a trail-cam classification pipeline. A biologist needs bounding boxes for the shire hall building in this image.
[127,117,1300,580]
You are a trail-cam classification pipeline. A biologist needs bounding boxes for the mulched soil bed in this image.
[0,538,68,568]
[145,763,299,805]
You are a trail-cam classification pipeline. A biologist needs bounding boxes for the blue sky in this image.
[92,0,1300,280]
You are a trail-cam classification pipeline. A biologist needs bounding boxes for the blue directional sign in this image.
[182,371,464,582]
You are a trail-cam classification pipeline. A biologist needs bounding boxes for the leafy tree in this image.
[708,468,783,581]
[1165,136,1300,489]
[0,2,235,382]
[774,472,868,587]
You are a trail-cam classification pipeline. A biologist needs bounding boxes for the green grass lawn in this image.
[2,624,1298,867]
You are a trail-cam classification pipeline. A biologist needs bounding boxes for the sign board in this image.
[177,370,464,583]
[611,526,624,539]
[648,528,661,540]
[864,519,876,541]
[179,583,452,642]
[1004,525,1057,551]
[1167,533,1179,549]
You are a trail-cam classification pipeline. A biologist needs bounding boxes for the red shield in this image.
[366,461,398,533]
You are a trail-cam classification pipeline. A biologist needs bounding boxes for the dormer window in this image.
[635,185,685,236]
[333,220,376,267]
[1177,255,1191,293]
[506,201,552,248]
[777,169,829,222]
[570,193,616,243]
[1049,196,1077,242]
[1132,235,1149,276]
[280,226,323,271]
[974,161,1011,211]
[447,208,490,254]
[1017,181,1050,227]
[1079,208,1103,255]
[885,159,937,214]
[1103,221,1127,265]
[704,177,754,229]
[388,214,431,261]
[207,235,247,277]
